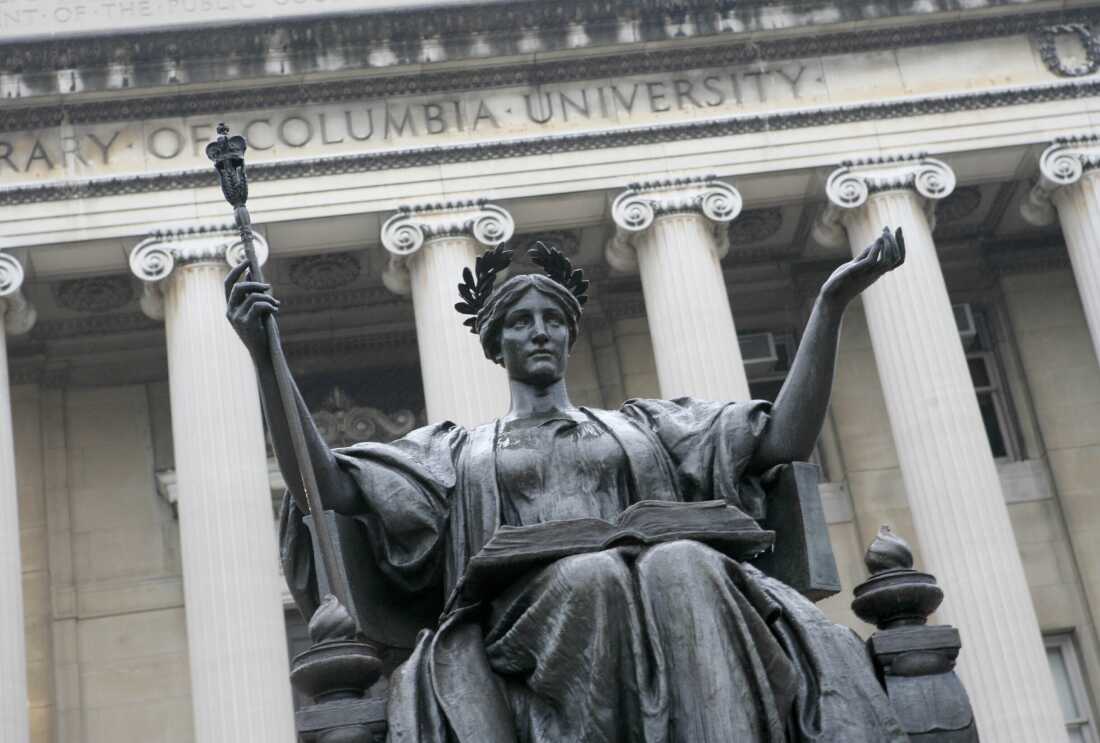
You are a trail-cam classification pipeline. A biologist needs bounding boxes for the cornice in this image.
[0,6,1096,133]
[0,0,735,73]
[2,74,1097,209]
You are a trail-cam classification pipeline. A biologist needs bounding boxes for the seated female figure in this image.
[226,231,910,742]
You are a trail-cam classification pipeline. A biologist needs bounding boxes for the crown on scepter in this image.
[205,123,250,208]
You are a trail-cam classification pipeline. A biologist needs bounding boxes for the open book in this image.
[459,499,775,602]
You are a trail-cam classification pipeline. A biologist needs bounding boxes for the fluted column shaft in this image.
[131,233,295,743]
[0,254,33,743]
[410,235,509,425]
[1053,171,1100,357]
[382,201,513,427]
[1022,137,1100,364]
[608,178,750,401]
[819,157,1067,742]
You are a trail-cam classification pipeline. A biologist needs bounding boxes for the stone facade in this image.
[2,0,1100,741]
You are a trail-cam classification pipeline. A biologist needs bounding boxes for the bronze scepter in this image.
[206,123,351,611]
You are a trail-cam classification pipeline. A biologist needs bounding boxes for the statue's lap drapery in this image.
[281,398,907,742]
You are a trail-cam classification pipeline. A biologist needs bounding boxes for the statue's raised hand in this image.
[224,260,280,359]
[820,227,905,308]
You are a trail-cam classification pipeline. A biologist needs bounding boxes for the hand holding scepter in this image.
[206,123,352,612]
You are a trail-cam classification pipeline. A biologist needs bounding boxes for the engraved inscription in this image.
[0,61,826,183]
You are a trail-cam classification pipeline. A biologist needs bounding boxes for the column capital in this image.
[0,251,36,336]
[1021,134,1100,226]
[129,224,270,320]
[380,199,514,296]
[813,154,956,247]
[606,176,742,273]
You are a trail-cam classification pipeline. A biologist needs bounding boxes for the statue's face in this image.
[498,287,570,386]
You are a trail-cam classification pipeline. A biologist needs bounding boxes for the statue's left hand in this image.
[820,227,905,308]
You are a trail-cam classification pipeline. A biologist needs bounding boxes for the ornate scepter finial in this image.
[206,123,249,209]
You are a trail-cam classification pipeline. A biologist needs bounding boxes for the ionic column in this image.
[381,200,512,426]
[815,156,1068,743]
[607,177,749,401]
[1021,135,1100,364]
[130,229,295,743]
[0,252,34,743]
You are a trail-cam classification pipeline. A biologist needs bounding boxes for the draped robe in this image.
[280,398,907,742]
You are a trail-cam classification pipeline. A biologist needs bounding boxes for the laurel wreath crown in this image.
[455,240,589,333]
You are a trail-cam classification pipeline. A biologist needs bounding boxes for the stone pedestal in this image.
[381,201,512,427]
[0,253,34,743]
[607,178,750,401]
[131,229,296,743]
[816,156,1067,743]
[1022,136,1100,364]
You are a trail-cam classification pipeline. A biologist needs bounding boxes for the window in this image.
[742,331,827,475]
[954,304,1021,461]
[742,332,794,403]
[1045,632,1098,743]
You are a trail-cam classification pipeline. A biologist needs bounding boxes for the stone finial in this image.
[129,225,270,320]
[0,252,36,336]
[813,154,956,247]
[606,176,742,272]
[379,200,515,296]
[852,525,943,630]
[1020,134,1100,226]
[864,525,914,574]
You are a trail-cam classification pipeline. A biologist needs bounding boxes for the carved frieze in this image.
[1037,24,1100,78]
[311,388,418,448]
[511,231,581,259]
[935,186,983,224]
[52,275,134,314]
[287,252,363,291]
[1,74,1096,210]
[729,207,784,244]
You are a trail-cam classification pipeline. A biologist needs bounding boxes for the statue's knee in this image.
[555,551,631,601]
[638,540,716,587]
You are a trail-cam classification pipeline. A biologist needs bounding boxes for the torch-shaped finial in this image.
[206,123,249,209]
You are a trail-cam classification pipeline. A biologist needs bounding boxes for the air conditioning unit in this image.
[953,303,978,350]
[739,332,779,377]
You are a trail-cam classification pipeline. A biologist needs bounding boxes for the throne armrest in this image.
[749,462,842,602]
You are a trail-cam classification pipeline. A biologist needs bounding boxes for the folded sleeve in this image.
[331,422,463,592]
[621,397,772,518]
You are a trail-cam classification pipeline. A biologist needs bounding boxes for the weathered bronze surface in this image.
[221,125,976,741]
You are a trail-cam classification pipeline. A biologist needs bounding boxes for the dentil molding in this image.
[1020,134,1100,226]
[129,224,270,320]
[379,200,514,295]
[606,176,742,272]
[813,154,957,247]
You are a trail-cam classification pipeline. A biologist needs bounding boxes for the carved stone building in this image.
[0,1,1099,741]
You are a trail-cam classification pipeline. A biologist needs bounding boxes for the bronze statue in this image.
[225,205,917,740]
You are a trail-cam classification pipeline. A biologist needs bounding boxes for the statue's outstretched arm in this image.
[224,261,360,515]
[752,227,905,470]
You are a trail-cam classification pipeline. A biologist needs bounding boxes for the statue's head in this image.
[479,274,582,381]
[456,242,588,382]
